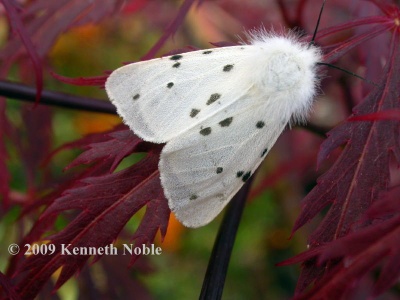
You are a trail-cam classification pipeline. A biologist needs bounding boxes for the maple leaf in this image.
[280,185,400,299]
[0,0,43,103]
[0,0,126,211]
[7,128,169,299]
[284,1,400,296]
[0,1,199,298]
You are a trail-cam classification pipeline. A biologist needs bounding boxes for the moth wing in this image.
[160,94,288,228]
[105,46,256,143]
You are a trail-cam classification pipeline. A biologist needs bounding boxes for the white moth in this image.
[105,30,322,228]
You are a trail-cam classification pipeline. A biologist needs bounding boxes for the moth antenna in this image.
[309,0,327,48]
[310,1,376,86]
[317,62,378,86]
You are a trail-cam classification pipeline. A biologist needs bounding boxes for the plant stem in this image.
[0,80,116,114]
[200,178,252,300]
[0,80,330,136]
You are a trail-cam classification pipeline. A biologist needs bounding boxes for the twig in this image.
[200,178,253,300]
[0,80,116,114]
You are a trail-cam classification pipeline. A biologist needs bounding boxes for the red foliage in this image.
[1,0,400,299]
[349,109,400,121]
[8,128,169,299]
[49,72,109,86]
[0,0,127,209]
[0,272,19,300]
[0,102,9,208]
[0,0,43,103]
[140,0,199,60]
[279,187,400,299]
[288,1,400,295]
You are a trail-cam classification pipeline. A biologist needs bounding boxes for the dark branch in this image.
[0,80,116,115]
[0,80,331,138]
[200,178,252,300]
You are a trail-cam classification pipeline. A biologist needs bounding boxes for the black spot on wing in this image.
[223,64,234,72]
[219,117,233,127]
[216,193,225,202]
[133,94,140,100]
[190,194,198,200]
[216,167,223,174]
[237,170,251,182]
[203,50,212,54]
[256,121,265,128]
[167,82,174,88]
[200,127,211,136]
[261,148,269,157]
[242,171,251,182]
[172,62,181,68]
[207,93,221,105]
[190,108,200,118]
[170,54,183,60]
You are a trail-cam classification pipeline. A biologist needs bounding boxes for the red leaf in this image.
[280,184,400,298]
[141,0,200,60]
[348,109,400,121]
[0,0,124,91]
[20,106,52,194]
[65,127,144,172]
[0,271,20,300]
[9,128,169,299]
[17,0,123,56]
[0,101,10,208]
[128,195,170,266]
[89,256,153,299]
[7,158,129,278]
[367,0,396,15]
[322,24,389,63]
[1,0,43,104]
[50,71,108,87]
[122,0,149,14]
[291,9,400,295]
[366,185,400,219]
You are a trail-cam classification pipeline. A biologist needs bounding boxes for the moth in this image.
[105,0,329,227]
